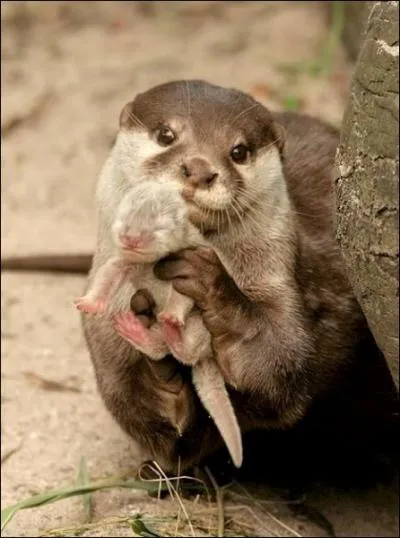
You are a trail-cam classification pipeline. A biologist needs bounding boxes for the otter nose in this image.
[180,157,218,188]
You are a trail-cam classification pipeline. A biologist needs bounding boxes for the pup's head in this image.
[112,182,188,262]
[114,80,286,232]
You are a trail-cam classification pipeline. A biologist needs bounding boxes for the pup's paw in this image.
[113,311,167,359]
[158,313,184,360]
[74,296,105,314]
[113,311,148,346]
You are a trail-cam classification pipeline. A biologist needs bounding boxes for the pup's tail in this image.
[192,359,243,468]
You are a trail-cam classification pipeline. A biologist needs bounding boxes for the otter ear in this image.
[273,123,286,158]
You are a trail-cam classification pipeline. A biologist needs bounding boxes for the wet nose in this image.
[180,157,218,188]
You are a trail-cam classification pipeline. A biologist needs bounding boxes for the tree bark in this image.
[335,1,399,388]
[341,1,373,61]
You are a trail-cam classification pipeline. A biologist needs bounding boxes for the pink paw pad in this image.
[74,297,105,314]
[113,311,148,347]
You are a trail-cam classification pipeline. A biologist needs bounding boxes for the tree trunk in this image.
[335,1,399,388]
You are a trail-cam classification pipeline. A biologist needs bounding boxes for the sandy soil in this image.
[1,2,398,537]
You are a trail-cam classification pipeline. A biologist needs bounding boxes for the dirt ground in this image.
[1,1,398,537]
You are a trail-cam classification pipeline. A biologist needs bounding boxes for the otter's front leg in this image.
[155,247,315,429]
[74,256,127,314]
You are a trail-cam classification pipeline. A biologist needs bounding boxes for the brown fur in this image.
[4,81,396,473]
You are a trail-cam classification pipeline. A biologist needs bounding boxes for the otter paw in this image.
[74,296,105,314]
[158,313,184,359]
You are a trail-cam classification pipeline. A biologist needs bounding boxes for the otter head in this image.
[113,80,286,233]
[112,181,188,263]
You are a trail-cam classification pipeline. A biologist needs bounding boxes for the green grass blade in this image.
[316,0,345,77]
[1,478,169,532]
[282,95,301,112]
[130,514,161,537]
[277,0,345,78]
[76,456,92,523]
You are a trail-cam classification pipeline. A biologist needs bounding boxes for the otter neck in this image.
[205,184,297,287]
[214,187,293,250]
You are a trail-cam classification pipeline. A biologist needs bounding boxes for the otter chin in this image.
[182,200,228,233]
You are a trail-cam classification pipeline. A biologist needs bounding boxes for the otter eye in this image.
[156,126,175,146]
[230,144,250,164]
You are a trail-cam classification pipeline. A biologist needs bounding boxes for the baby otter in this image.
[76,180,243,467]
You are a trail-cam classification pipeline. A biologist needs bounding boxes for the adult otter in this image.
[6,80,394,475]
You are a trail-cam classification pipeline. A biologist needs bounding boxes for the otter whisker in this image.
[232,187,260,215]
[234,204,259,236]
[230,198,252,237]
[127,110,146,130]
[232,196,264,233]
[234,192,265,222]
[229,103,260,128]
[224,206,234,237]
[237,185,324,221]
[260,136,284,154]
[225,90,254,125]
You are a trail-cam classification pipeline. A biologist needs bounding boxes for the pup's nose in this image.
[119,233,146,250]
[180,157,218,188]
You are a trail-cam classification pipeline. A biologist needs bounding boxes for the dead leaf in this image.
[249,83,271,100]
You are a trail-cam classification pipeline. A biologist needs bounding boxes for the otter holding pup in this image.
[82,78,371,473]
[3,80,394,474]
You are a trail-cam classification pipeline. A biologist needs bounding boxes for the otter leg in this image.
[158,292,194,358]
[165,313,210,365]
[113,311,168,360]
[75,256,127,314]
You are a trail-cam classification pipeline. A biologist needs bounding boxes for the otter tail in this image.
[192,359,243,468]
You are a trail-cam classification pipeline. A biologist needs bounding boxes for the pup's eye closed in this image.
[156,126,176,146]
[230,144,250,164]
